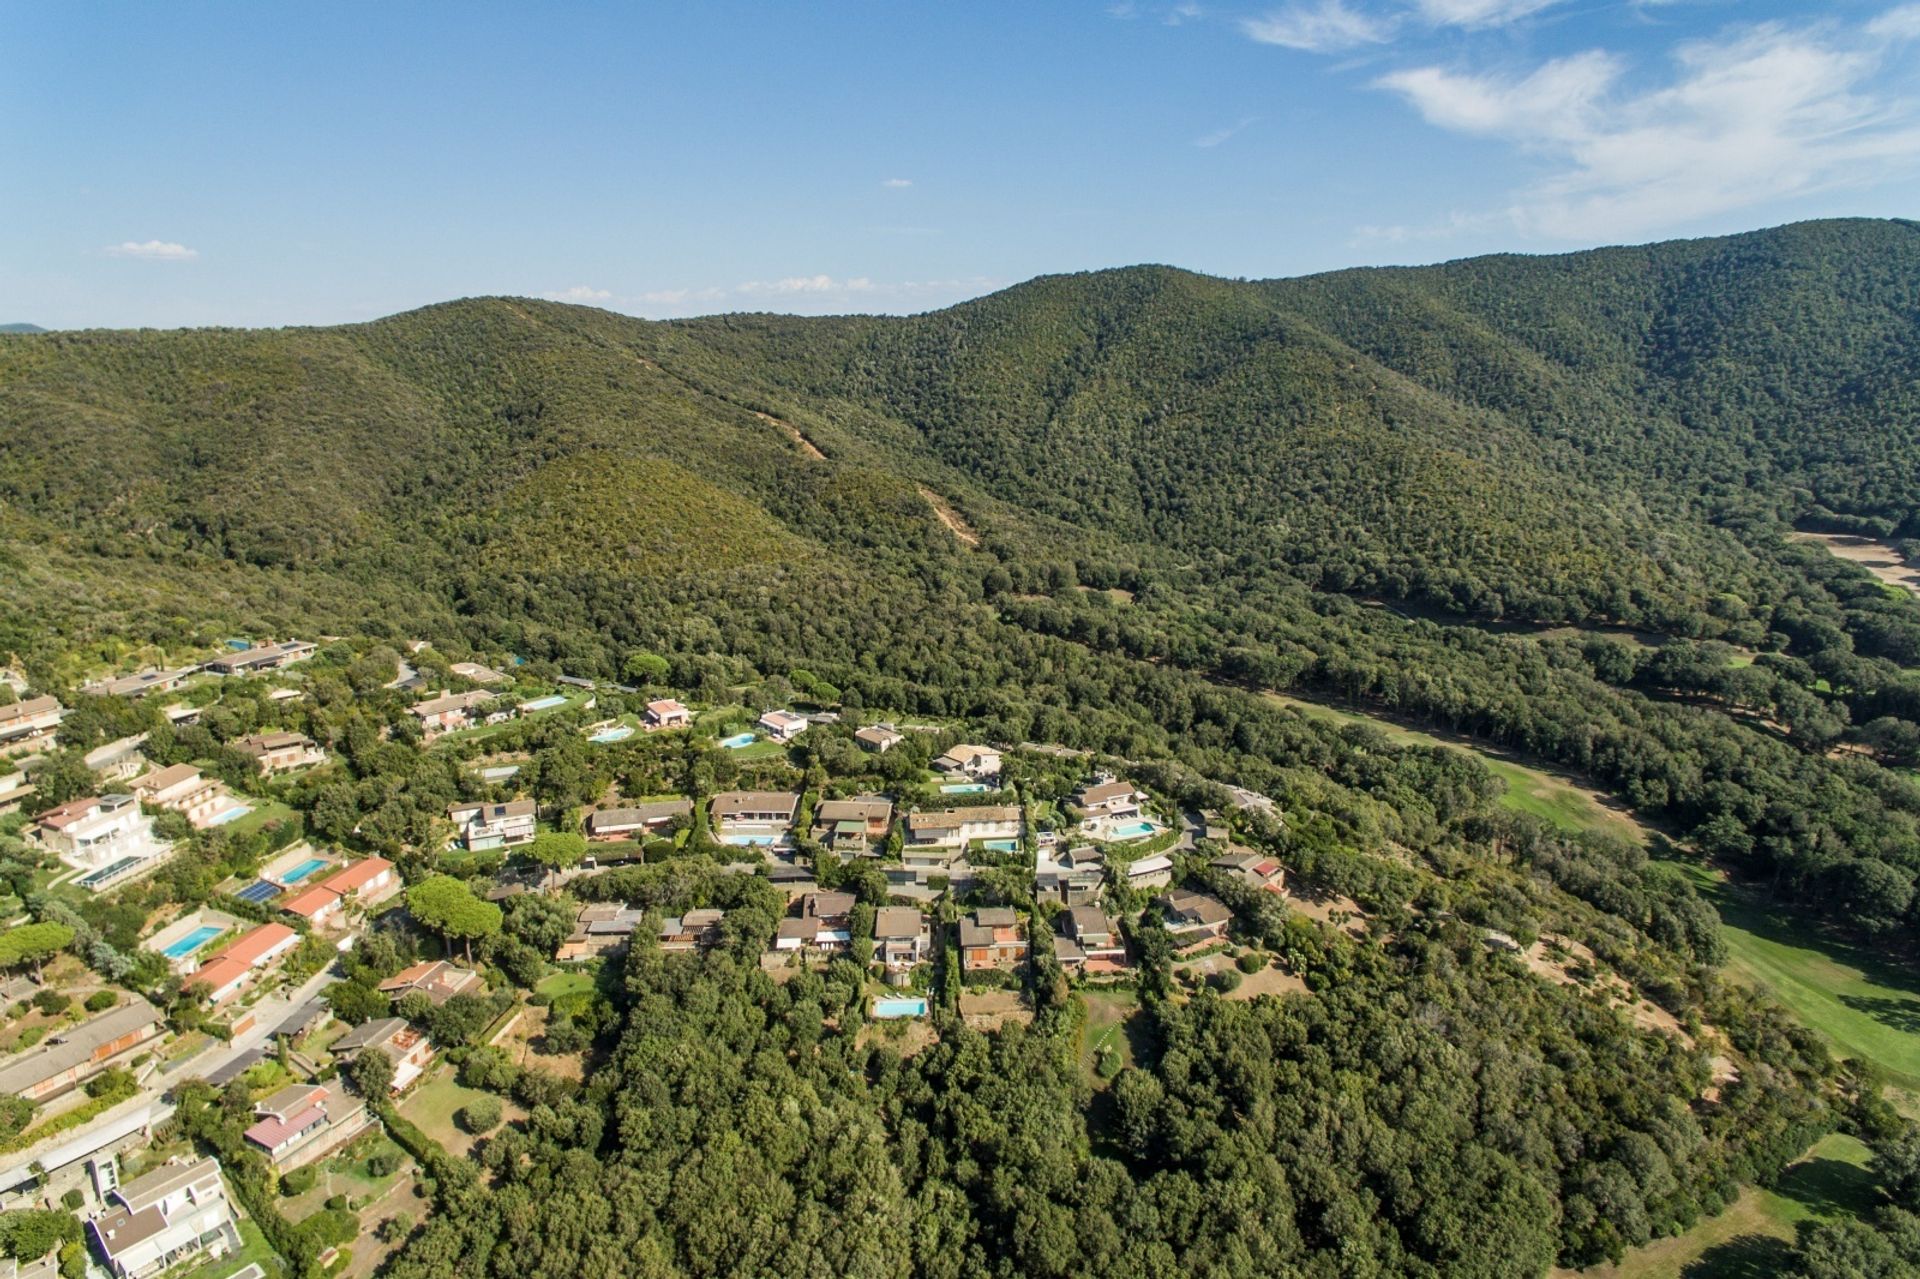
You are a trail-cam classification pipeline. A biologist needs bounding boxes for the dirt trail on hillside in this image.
[918,486,980,546]
[753,411,826,460]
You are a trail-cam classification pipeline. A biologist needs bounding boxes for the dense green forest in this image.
[9,216,1920,1275]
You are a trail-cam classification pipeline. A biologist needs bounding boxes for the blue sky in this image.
[5,1,1919,328]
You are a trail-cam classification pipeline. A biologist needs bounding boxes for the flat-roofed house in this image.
[232,731,325,775]
[1159,889,1233,944]
[448,799,537,851]
[0,996,162,1102]
[757,710,809,742]
[449,661,507,685]
[933,743,1001,780]
[710,791,800,845]
[873,907,931,971]
[643,699,691,729]
[1065,905,1128,971]
[87,1156,239,1279]
[408,690,495,737]
[242,1081,369,1170]
[84,733,150,782]
[201,640,316,676]
[958,907,1028,973]
[854,725,903,752]
[1124,853,1175,890]
[378,959,483,1006]
[329,1017,434,1092]
[34,795,169,877]
[1037,844,1107,906]
[814,796,893,852]
[585,799,692,841]
[0,695,63,757]
[82,668,195,700]
[905,806,1020,849]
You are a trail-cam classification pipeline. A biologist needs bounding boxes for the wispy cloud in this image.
[1243,1,1394,53]
[737,274,874,296]
[104,240,198,261]
[1868,3,1920,40]
[541,285,612,303]
[881,177,913,188]
[1374,18,1920,239]
[1413,0,1563,30]
[1195,116,1259,147]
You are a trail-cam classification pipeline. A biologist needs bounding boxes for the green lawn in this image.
[173,1217,290,1279]
[397,1068,496,1156]
[1078,988,1141,1084]
[226,797,301,840]
[1563,1133,1875,1278]
[1265,692,1645,842]
[1672,863,1920,1094]
[535,970,597,1000]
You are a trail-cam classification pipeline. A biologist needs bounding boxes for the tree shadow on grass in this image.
[1680,1233,1796,1279]
[1769,1153,1880,1220]
[1839,993,1920,1035]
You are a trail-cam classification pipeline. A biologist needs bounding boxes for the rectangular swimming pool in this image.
[163,925,224,959]
[206,804,252,827]
[872,997,928,1019]
[278,856,330,884]
[941,783,989,794]
[521,695,568,712]
[589,725,634,743]
[721,833,777,846]
[981,838,1020,853]
[719,732,757,749]
[1108,820,1158,840]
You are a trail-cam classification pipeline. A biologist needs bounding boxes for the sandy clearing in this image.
[1791,530,1920,599]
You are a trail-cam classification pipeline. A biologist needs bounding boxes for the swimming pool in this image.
[721,833,777,846]
[981,838,1020,853]
[521,695,568,712]
[941,783,989,794]
[719,732,757,749]
[589,726,635,743]
[206,804,252,827]
[872,997,928,1019]
[163,925,224,959]
[278,856,330,885]
[478,765,521,781]
[1108,820,1158,840]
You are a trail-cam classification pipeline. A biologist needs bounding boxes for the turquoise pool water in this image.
[982,838,1020,853]
[163,925,223,959]
[589,725,635,743]
[1110,820,1158,840]
[206,804,252,826]
[719,732,756,749]
[279,856,329,884]
[721,833,777,846]
[872,997,928,1019]
[522,695,568,711]
[941,783,989,794]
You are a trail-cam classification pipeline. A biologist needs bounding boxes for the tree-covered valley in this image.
[8,216,1920,1277]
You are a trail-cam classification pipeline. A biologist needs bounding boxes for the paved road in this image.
[159,959,342,1086]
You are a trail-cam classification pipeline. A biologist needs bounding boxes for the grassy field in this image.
[1264,692,1646,842]
[1560,1133,1876,1278]
[174,1217,290,1279]
[1078,988,1142,1084]
[535,970,597,1000]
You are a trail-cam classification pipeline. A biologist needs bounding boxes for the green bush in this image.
[1207,969,1242,993]
[59,1189,83,1210]
[280,1166,318,1197]
[1236,951,1265,974]
[30,990,69,1016]
[365,1151,401,1178]
[457,1097,502,1134]
[83,990,117,1012]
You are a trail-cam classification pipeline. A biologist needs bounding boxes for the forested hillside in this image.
[11,216,1920,1275]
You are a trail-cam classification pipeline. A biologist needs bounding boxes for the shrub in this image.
[365,1151,401,1178]
[1236,951,1265,974]
[31,990,69,1016]
[457,1097,502,1135]
[280,1166,318,1197]
[1207,969,1243,993]
[60,1189,83,1210]
[83,990,117,1012]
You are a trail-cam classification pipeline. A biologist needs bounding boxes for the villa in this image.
[132,764,243,829]
[556,903,647,961]
[82,667,196,700]
[774,891,856,954]
[873,906,932,972]
[0,695,63,757]
[201,640,316,676]
[584,799,691,841]
[186,923,299,1006]
[330,1017,435,1092]
[0,996,162,1103]
[854,724,903,752]
[958,907,1028,973]
[379,959,483,1006]
[933,743,1001,781]
[644,698,691,729]
[710,790,801,841]
[1212,850,1286,894]
[813,796,893,852]
[657,908,725,953]
[905,805,1020,848]
[84,733,151,782]
[242,1081,370,1170]
[1124,853,1175,890]
[87,1157,240,1279]
[757,709,809,742]
[409,689,495,736]
[1036,844,1107,906]
[1075,776,1146,821]
[1159,889,1233,944]
[34,794,171,887]
[448,798,537,850]
[1063,905,1128,972]
[449,661,508,685]
[232,731,326,775]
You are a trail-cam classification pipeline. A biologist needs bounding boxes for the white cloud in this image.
[738,275,875,296]
[1413,0,1562,30]
[1868,4,1920,40]
[103,240,197,261]
[1195,116,1258,147]
[881,177,913,188]
[1166,2,1203,25]
[1375,21,1920,239]
[1243,0,1394,52]
[541,285,612,303]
